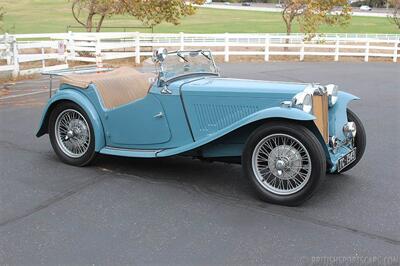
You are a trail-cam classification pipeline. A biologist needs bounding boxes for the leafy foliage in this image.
[388,0,400,30]
[0,6,5,32]
[70,0,205,32]
[123,0,205,27]
[281,0,351,38]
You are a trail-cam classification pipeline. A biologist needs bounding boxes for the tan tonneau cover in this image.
[60,67,156,109]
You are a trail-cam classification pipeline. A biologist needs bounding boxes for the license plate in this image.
[337,148,357,172]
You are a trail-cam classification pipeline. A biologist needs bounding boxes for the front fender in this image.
[157,107,316,157]
[36,89,106,151]
[242,106,316,123]
[329,91,359,141]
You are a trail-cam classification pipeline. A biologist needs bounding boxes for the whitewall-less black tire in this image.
[49,102,96,166]
[242,122,326,206]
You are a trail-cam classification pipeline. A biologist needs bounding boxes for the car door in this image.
[104,94,171,147]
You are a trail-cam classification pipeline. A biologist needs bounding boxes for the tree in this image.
[71,0,205,32]
[0,7,5,32]
[388,0,400,30]
[122,0,205,27]
[281,0,351,38]
[71,0,126,32]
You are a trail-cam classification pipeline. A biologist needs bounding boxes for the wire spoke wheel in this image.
[251,133,312,195]
[55,109,91,158]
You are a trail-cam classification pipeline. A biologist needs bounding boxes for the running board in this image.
[99,147,163,158]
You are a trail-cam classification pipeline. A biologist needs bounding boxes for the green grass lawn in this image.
[1,0,399,34]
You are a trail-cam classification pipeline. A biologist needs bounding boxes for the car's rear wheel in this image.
[337,108,366,173]
[49,102,96,166]
[243,122,326,206]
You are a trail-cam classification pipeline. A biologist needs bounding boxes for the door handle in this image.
[154,112,164,118]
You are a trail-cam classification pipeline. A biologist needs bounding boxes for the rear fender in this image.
[36,89,106,151]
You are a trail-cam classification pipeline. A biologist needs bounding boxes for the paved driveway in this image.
[0,62,399,265]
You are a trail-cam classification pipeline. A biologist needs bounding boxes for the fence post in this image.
[393,39,399,63]
[364,41,370,62]
[300,40,305,61]
[334,36,340,62]
[224,33,229,62]
[95,37,103,67]
[180,32,184,51]
[264,34,270,62]
[11,37,19,78]
[59,40,68,66]
[41,47,46,69]
[135,32,140,64]
[68,31,75,60]
[4,33,11,65]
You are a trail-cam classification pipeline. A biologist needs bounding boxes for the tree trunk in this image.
[71,2,87,29]
[96,15,106,32]
[286,23,292,36]
[282,6,294,50]
[86,13,94,32]
[283,15,292,51]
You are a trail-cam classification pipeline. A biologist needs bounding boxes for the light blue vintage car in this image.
[37,49,366,206]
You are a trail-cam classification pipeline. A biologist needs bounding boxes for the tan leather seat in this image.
[60,67,156,109]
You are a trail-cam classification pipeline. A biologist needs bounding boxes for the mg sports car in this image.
[37,49,366,206]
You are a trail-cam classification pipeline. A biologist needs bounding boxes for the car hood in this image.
[179,77,311,140]
[181,77,309,97]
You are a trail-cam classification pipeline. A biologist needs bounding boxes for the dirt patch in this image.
[0,73,41,85]
[0,87,11,97]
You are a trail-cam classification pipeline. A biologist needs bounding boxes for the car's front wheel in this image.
[243,122,326,206]
[49,102,96,166]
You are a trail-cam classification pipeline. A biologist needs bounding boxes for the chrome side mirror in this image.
[152,48,168,63]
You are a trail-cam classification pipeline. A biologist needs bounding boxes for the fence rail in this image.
[0,32,399,77]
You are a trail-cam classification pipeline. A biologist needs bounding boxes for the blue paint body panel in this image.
[36,73,359,173]
[156,107,315,157]
[182,78,309,95]
[326,91,359,172]
[180,78,308,140]
[104,94,171,146]
[328,91,359,141]
[36,86,106,151]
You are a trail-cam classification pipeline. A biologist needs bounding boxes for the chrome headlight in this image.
[343,122,357,138]
[326,84,338,107]
[292,92,313,113]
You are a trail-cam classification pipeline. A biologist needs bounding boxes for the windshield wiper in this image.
[177,53,188,62]
[200,51,211,60]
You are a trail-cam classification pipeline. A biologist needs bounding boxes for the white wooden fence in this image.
[0,32,399,77]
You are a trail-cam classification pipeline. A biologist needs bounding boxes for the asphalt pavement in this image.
[0,62,399,265]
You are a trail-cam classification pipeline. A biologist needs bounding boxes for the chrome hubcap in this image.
[66,130,74,139]
[252,134,312,195]
[55,109,90,158]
